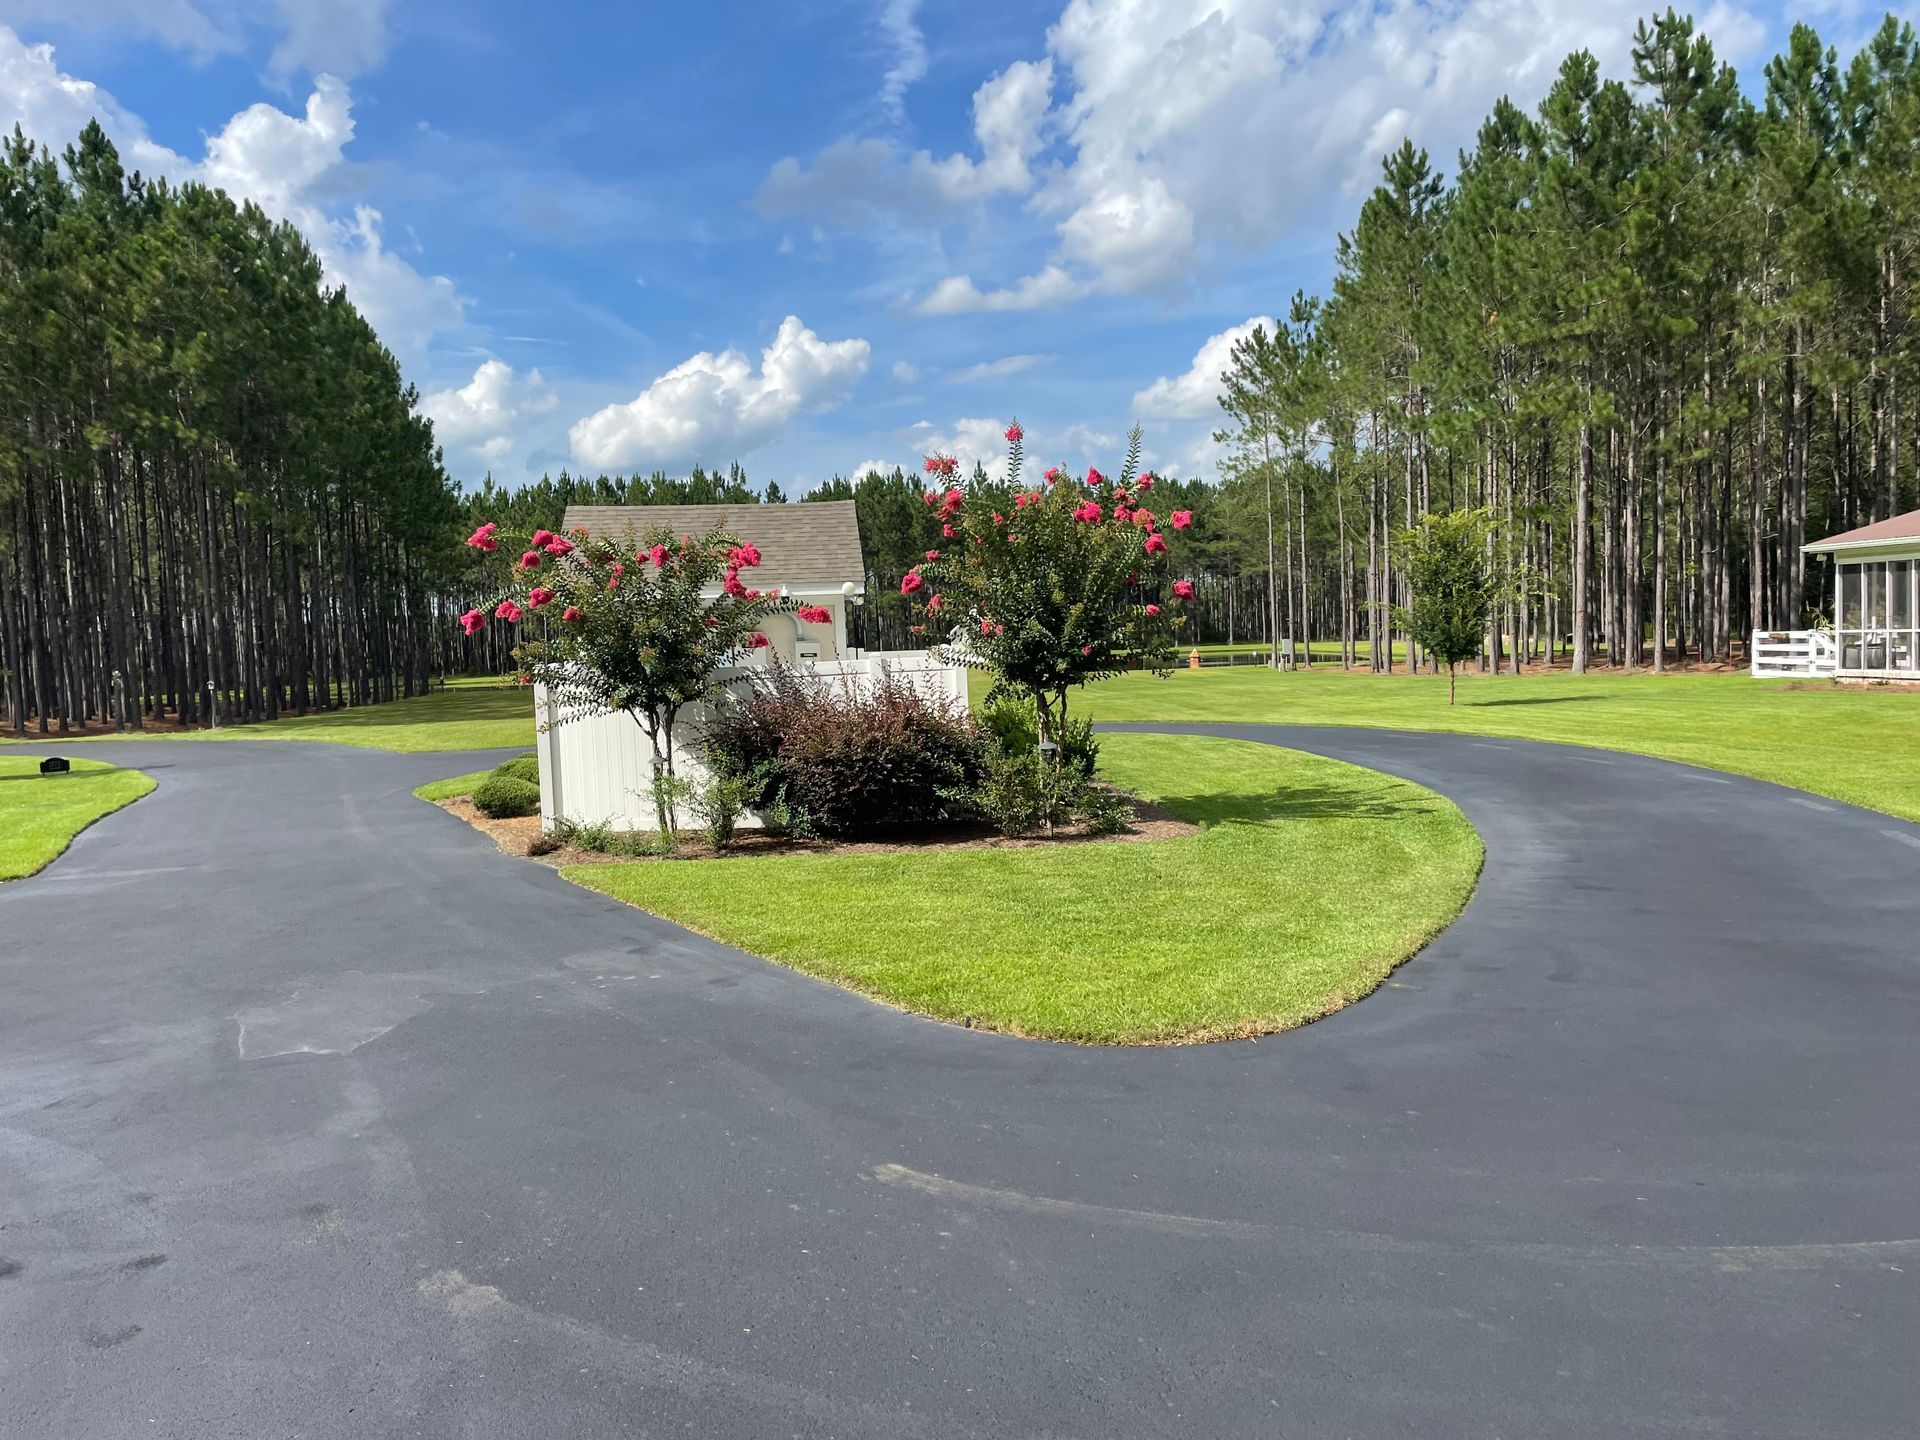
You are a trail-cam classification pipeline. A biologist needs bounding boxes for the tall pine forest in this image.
[1207,13,1920,672]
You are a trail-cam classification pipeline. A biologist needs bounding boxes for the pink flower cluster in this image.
[466,522,499,552]
[923,455,959,478]
[795,604,833,624]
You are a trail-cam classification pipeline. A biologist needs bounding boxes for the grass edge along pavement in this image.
[1070,665,1920,824]
[30,663,1919,824]
[1,677,535,755]
[0,756,155,880]
[563,733,1483,1045]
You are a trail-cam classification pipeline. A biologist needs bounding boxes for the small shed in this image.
[562,500,867,665]
[1802,508,1920,679]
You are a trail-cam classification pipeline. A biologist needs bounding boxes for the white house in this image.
[1752,507,1920,680]
[534,501,968,831]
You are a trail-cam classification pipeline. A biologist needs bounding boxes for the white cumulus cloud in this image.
[421,360,558,467]
[782,0,1770,302]
[912,264,1084,316]
[570,316,871,472]
[1133,315,1277,419]
[757,58,1052,223]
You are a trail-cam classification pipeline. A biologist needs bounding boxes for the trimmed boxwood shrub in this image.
[471,773,541,819]
[492,754,541,787]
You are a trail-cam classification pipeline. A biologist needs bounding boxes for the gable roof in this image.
[1803,508,1920,554]
[560,501,865,592]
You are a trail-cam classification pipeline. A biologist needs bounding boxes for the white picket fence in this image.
[1750,629,1837,678]
[533,652,969,832]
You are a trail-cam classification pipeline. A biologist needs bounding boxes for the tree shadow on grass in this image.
[1467,695,1608,708]
[1152,781,1441,828]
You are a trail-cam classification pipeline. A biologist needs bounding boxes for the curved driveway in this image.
[1,725,1916,1438]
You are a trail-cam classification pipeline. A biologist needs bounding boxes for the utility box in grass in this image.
[39,757,69,774]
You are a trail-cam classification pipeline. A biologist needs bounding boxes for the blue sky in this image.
[0,0,1894,493]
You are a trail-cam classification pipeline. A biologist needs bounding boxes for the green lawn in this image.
[1065,666,1920,822]
[0,757,155,880]
[412,766,499,801]
[565,733,1482,1044]
[4,677,538,754]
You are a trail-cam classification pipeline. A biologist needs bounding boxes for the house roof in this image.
[1803,508,1920,554]
[561,501,865,592]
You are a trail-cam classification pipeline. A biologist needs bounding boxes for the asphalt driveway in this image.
[1,725,1916,1438]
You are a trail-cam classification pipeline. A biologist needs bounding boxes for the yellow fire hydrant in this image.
[1188,647,1201,671]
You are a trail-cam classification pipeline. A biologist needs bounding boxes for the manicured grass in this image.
[0,757,155,880]
[1066,666,1920,822]
[413,766,499,802]
[564,734,1482,1044]
[4,677,538,754]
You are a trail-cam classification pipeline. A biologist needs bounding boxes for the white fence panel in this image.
[1750,629,1836,678]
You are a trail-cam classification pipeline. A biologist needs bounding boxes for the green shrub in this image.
[1074,781,1135,835]
[492,753,541,787]
[980,695,1098,776]
[471,774,541,818]
[974,750,1086,837]
[690,771,756,853]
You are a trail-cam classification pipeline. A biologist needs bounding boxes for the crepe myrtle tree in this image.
[460,520,792,830]
[903,422,1195,751]
[1394,507,1501,706]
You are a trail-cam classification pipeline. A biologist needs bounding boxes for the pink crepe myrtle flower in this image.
[527,586,556,608]
[1073,501,1102,523]
[747,632,771,649]
[923,490,939,505]
[728,542,763,569]
[940,487,964,515]
[466,522,499,552]
[1144,603,1161,616]
[942,523,955,538]
[459,608,486,635]
[1086,467,1105,487]
[926,593,943,613]
[1144,532,1169,556]
[979,618,996,635]
[796,604,832,624]
[1044,466,1063,485]
[925,549,940,562]
[562,605,584,623]
[530,529,555,548]
[1173,579,1195,601]
[1081,644,1093,655]
[519,550,542,569]
[494,599,523,623]
[1113,505,1134,524]
[648,543,668,567]
[544,538,575,557]
[723,570,747,598]
[1138,474,1154,491]
[992,512,1005,525]
[924,455,958,478]
[900,569,925,596]
[1170,509,1193,530]
[1004,422,1023,443]
[1131,510,1156,529]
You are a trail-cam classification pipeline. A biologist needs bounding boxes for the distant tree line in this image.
[1210,12,1920,673]
[0,122,456,734]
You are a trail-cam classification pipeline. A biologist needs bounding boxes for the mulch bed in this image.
[441,796,1197,867]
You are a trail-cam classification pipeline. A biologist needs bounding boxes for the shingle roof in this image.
[1803,507,1920,553]
[561,501,865,592]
